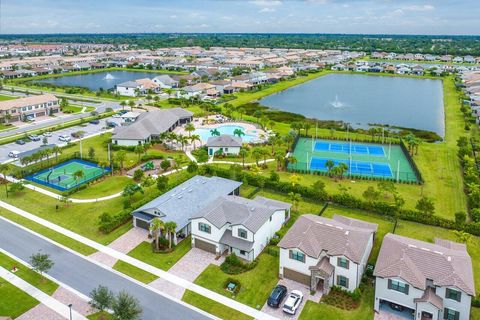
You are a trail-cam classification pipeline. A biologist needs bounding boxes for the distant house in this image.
[0,93,60,123]
[206,135,242,156]
[115,81,143,97]
[152,75,179,88]
[374,234,475,320]
[278,214,377,294]
[331,64,348,71]
[135,78,160,93]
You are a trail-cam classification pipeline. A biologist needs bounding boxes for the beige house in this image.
[0,93,60,123]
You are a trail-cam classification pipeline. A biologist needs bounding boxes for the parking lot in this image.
[0,117,122,164]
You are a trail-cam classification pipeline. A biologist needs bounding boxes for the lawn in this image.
[182,290,253,320]
[111,260,158,284]
[192,252,279,309]
[0,281,39,318]
[0,94,16,101]
[299,282,374,320]
[0,252,58,295]
[125,237,191,271]
[71,176,132,199]
[62,104,87,113]
[87,311,113,320]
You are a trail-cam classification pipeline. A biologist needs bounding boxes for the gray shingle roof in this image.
[205,135,242,148]
[374,234,475,296]
[219,229,254,252]
[277,214,377,264]
[132,175,241,231]
[191,195,290,233]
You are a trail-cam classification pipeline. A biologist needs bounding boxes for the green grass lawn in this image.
[126,237,191,271]
[87,311,113,320]
[0,281,39,318]
[62,104,86,113]
[0,94,16,101]
[182,290,253,320]
[193,252,279,309]
[299,282,374,320]
[71,176,132,199]
[112,260,158,284]
[0,252,58,295]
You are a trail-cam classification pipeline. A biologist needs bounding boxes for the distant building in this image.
[205,135,242,156]
[0,93,59,123]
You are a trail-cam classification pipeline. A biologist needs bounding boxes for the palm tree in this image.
[177,135,189,151]
[233,128,245,138]
[0,164,10,198]
[128,100,135,110]
[120,101,127,111]
[210,128,220,137]
[237,107,245,120]
[239,148,249,168]
[190,134,201,150]
[325,160,335,176]
[303,123,312,136]
[73,170,84,185]
[288,192,302,211]
[115,150,127,173]
[52,146,61,162]
[275,151,285,171]
[251,148,262,166]
[337,163,349,180]
[185,123,195,137]
[149,218,165,252]
[134,145,144,161]
[286,155,297,169]
[164,221,177,250]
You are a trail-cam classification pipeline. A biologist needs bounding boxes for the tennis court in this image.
[289,137,419,183]
[26,159,109,191]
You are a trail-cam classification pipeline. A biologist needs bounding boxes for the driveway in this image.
[149,247,224,299]
[261,278,322,320]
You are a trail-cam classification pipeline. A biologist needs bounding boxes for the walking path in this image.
[0,200,278,320]
[0,266,88,320]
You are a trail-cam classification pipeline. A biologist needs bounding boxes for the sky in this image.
[0,0,479,35]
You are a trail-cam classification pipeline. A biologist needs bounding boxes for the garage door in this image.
[134,218,150,230]
[35,111,46,117]
[283,268,310,286]
[194,238,217,254]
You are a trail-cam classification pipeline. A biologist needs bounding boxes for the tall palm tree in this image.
[52,146,61,163]
[288,192,302,211]
[239,148,249,168]
[337,163,349,180]
[115,150,127,174]
[325,160,335,176]
[164,221,177,250]
[149,218,165,252]
[185,123,195,137]
[252,148,262,166]
[274,151,285,171]
[0,164,10,198]
[73,170,84,185]
[190,134,201,150]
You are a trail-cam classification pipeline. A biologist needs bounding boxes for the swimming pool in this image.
[194,125,257,142]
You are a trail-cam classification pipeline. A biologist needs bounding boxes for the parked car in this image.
[8,151,20,158]
[15,139,25,145]
[43,132,52,137]
[28,134,41,141]
[58,135,71,142]
[282,290,304,315]
[106,121,118,128]
[267,285,288,308]
[389,302,405,312]
[89,119,100,125]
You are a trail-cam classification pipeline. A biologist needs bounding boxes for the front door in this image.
[316,278,324,292]
[421,311,433,320]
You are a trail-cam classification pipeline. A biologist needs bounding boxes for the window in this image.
[240,250,246,255]
[269,216,272,222]
[337,275,349,288]
[443,308,459,320]
[388,279,409,294]
[289,250,305,263]
[198,222,211,234]
[446,288,461,302]
[337,257,349,269]
[238,228,247,239]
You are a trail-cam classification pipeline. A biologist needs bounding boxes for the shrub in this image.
[220,253,258,274]
[455,211,467,226]
[133,169,144,182]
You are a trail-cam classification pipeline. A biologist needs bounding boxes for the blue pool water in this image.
[195,125,257,142]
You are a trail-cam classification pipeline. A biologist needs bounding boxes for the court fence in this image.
[34,168,105,190]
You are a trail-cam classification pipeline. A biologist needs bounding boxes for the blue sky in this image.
[1,0,479,35]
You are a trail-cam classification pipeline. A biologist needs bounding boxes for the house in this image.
[152,75,179,88]
[112,108,193,146]
[190,195,291,261]
[115,81,143,97]
[132,175,242,243]
[206,135,242,156]
[331,64,348,71]
[135,78,160,93]
[374,234,475,320]
[278,214,377,294]
[0,93,60,123]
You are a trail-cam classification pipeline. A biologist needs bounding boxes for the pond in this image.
[32,70,171,91]
[259,74,445,137]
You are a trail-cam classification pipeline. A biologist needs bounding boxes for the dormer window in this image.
[238,228,247,239]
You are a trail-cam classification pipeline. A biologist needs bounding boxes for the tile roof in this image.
[219,229,254,252]
[374,234,475,296]
[278,214,377,264]
[414,287,443,310]
[0,93,58,111]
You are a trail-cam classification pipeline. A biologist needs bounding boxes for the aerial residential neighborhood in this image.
[0,1,480,320]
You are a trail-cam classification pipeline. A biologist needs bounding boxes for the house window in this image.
[240,250,246,255]
[388,279,409,294]
[443,308,459,320]
[198,222,211,234]
[289,250,305,263]
[337,257,349,269]
[446,288,461,302]
[238,228,247,239]
[337,275,349,288]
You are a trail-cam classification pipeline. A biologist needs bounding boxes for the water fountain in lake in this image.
[330,95,346,109]
[104,73,115,80]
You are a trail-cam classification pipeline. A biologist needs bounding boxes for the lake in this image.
[260,74,445,137]
[33,70,169,91]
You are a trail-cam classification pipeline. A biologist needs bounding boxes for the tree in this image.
[52,145,61,162]
[60,97,69,111]
[9,181,25,194]
[73,170,84,184]
[160,159,171,171]
[239,148,249,168]
[453,230,471,244]
[325,160,335,176]
[111,291,142,320]
[156,175,168,192]
[189,134,201,150]
[134,145,144,161]
[133,169,144,182]
[88,147,96,160]
[274,151,285,171]
[150,218,165,252]
[363,186,380,201]
[128,100,135,110]
[115,150,127,173]
[120,101,127,110]
[336,163,348,179]
[0,163,10,198]
[288,192,301,211]
[233,128,245,138]
[455,211,467,226]
[269,170,280,182]
[29,251,54,278]
[187,161,198,173]
[210,128,220,137]
[289,174,301,187]
[89,285,114,312]
[251,148,262,166]
[122,184,143,207]
[185,123,195,137]
[415,196,435,216]
[290,122,302,134]
[377,181,397,199]
[253,110,262,123]
[59,196,72,207]
[303,122,312,136]
[164,221,177,250]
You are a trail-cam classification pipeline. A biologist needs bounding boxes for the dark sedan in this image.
[267,284,288,308]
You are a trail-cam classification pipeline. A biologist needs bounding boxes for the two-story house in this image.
[278,214,377,294]
[190,195,291,261]
[0,93,60,123]
[374,234,475,320]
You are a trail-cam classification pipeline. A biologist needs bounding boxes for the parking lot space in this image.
[0,117,122,164]
[261,278,322,320]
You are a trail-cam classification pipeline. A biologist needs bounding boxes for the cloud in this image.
[401,5,435,12]
[250,0,282,7]
[260,7,276,13]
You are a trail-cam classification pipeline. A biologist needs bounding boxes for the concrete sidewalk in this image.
[0,200,278,320]
[0,266,87,320]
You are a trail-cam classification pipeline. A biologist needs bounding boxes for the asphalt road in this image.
[0,218,212,320]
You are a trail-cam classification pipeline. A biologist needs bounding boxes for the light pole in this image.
[68,303,72,320]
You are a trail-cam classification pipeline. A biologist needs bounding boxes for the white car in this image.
[282,290,304,315]
[8,151,20,158]
[58,135,71,142]
[43,132,52,137]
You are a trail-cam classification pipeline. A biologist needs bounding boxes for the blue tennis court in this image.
[310,157,393,177]
[314,141,385,156]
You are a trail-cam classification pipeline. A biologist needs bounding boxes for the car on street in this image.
[106,121,118,128]
[15,139,26,145]
[282,290,304,315]
[43,132,53,137]
[28,134,41,141]
[89,119,100,125]
[267,285,288,308]
[58,135,71,142]
[8,151,20,158]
